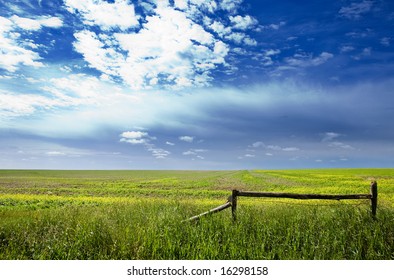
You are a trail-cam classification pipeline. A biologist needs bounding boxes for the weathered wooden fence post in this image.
[370,181,378,217]
[232,189,238,222]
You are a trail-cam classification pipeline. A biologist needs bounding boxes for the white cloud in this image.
[174,0,188,10]
[266,145,282,151]
[71,5,230,90]
[362,47,372,56]
[0,73,134,122]
[0,15,62,72]
[147,146,171,159]
[380,37,391,47]
[229,15,258,30]
[0,17,43,72]
[243,37,258,46]
[244,154,255,158]
[219,0,243,12]
[328,142,355,150]
[10,15,42,31]
[322,132,340,142]
[260,21,286,31]
[0,91,58,118]
[64,0,139,30]
[73,30,124,77]
[179,136,194,143]
[209,20,231,36]
[321,132,355,150]
[166,141,175,146]
[340,45,355,53]
[68,0,256,90]
[286,52,333,67]
[46,151,66,156]
[183,148,207,159]
[119,130,170,159]
[339,1,373,20]
[37,16,63,28]
[251,143,300,152]
[120,131,148,139]
[282,147,300,152]
[10,15,63,31]
[251,141,264,148]
[120,131,154,145]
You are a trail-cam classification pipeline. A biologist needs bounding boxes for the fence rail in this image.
[231,181,378,221]
[184,181,378,222]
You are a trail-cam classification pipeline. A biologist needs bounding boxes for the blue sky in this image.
[0,0,393,169]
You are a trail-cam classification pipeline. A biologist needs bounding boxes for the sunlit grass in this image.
[0,169,393,259]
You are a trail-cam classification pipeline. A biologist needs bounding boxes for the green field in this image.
[0,169,393,260]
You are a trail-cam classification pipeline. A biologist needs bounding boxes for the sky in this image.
[0,0,393,170]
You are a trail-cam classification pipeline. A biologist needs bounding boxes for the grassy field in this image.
[0,169,393,260]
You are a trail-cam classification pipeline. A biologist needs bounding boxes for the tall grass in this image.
[1,201,393,259]
[0,169,393,259]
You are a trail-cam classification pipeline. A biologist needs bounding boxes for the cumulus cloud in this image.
[251,141,264,148]
[229,15,258,30]
[120,130,170,159]
[120,131,151,145]
[64,0,139,30]
[66,0,257,90]
[244,154,255,157]
[0,15,62,72]
[147,146,171,159]
[179,136,194,143]
[10,15,63,30]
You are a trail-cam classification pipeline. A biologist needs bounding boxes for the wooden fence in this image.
[184,181,378,222]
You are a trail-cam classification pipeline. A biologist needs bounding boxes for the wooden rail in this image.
[184,181,378,222]
[182,201,231,223]
[232,181,378,221]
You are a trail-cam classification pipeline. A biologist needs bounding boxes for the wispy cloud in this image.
[339,1,373,20]
[321,132,355,150]
[322,132,341,142]
[285,52,334,67]
[380,37,391,47]
[183,149,207,160]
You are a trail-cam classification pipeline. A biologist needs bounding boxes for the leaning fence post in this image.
[370,181,378,217]
[232,189,238,222]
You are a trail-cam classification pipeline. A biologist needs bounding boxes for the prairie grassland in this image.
[0,169,393,260]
